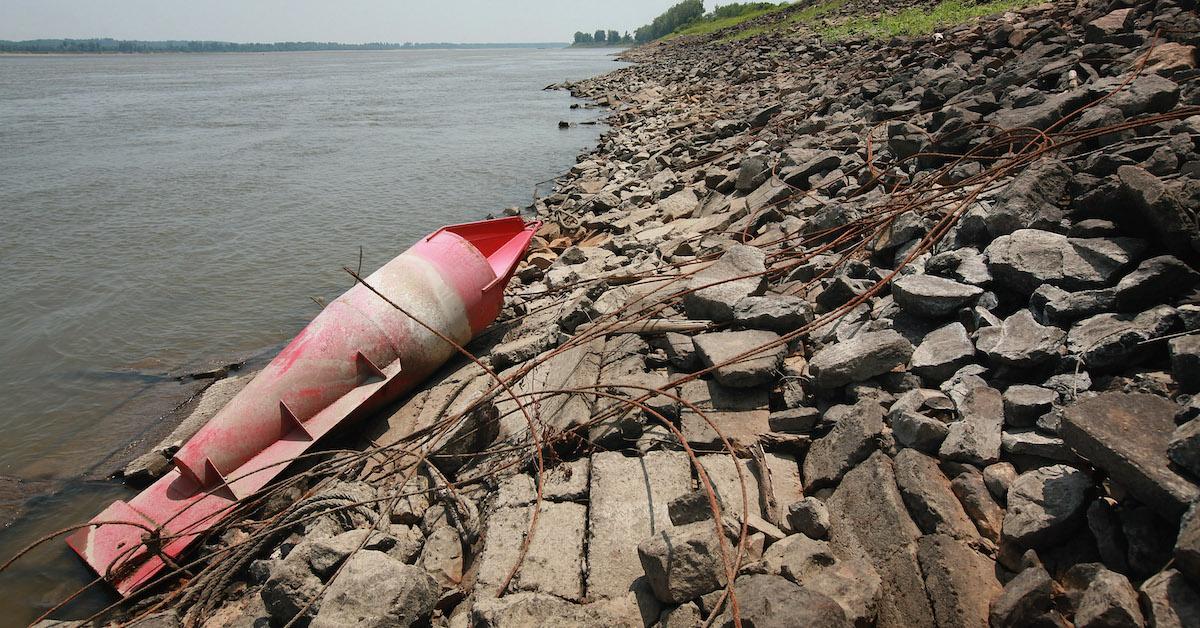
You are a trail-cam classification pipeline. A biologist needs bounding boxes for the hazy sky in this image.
[0,0,690,43]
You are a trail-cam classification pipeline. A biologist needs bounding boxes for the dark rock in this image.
[1114,256,1200,311]
[951,470,1005,543]
[1062,563,1144,628]
[1066,306,1178,369]
[1061,392,1200,518]
[891,274,982,318]
[713,574,850,628]
[1088,498,1131,575]
[910,322,976,383]
[638,519,734,604]
[989,565,1066,628]
[769,407,820,433]
[1170,419,1200,480]
[918,534,1003,628]
[892,411,950,453]
[1118,166,1200,259]
[984,229,1145,295]
[1030,285,1117,326]
[976,310,1065,369]
[1176,502,1200,583]
[310,551,438,628]
[939,384,1004,466]
[1122,504,1177,580]
[1002,429,1076,462]
[776,534,881,626]
[262,558,322,623]
[816,276,874,311]
[733,294,813,332]
[736,155,771,192]
[663,332,699,371]
[684,245,767,322]
[1004,385,1057,427]
[1002,464,1090,549]
[1104,74,1181,117]
[693,329,784,388]
[803,401,884,490]
[1170,336,1200,392]
[893,448,979,541]
[926,247,992,285]
[1139,569,1200,628]
[787,497,831,540]
[983,159,1072,237]
[808,330,914,389]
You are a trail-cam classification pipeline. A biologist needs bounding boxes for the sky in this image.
[0,0,690,43]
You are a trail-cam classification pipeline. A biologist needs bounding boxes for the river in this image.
[0,46,622,623]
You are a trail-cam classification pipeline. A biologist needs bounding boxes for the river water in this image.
[0,47,622,622]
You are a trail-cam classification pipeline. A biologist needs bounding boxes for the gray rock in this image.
[668,490,724,526]
[1170,419,1200,481]
[678,378,770,450]
[713,574,851,628]
[893,448,980,541]
[816,276,874,311]
[693,330,784,388]
[1067,306,1178,369]
[803,401,884,490]
[1170,335,1200,392]
[983,462,1018,504]
[1002,464,1090,549]
[1115,256,1200,310]
[983,159,1072,237]
[663,332,698,371]
[787,497,831,540]
[1105,74,1181,117]
[310,551,438,628]
[939,385,1004,466]
[1003,385,1057,427]
[1002,429,1076,462]
[769,407,820,433]
[659,602,702,628]
[1176,502,1200,583]
[984,229,1145,294]
[736,155,771,192]
[1030,284,1116,326]
[892,411,950,453]
[419,526,463,588]
[809,330,914,389]
[1062,392,1200,518]
[926,247,992,285]
[910,322,976,383]
[827,452,935,628]
[1118,165,1200,259]
[777,534,881,627]
[638,519,735,604]
[989,565,1064,628]
[471,592,636,628]
[261,556,322,623]
[1088,499,1131,574]
[918,534,1003,628]
[891,274,983,318]
[684,245,767,322]
[1063,564,1145,628]
[976,310,1065,369]
[1139,569,1200,628]
[733,294,813,332]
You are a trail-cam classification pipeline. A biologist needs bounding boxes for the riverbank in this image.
[37,0,1200,625]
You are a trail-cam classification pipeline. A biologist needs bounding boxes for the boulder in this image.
[1066,306,1178,369]
[1170,419,1200,483]
[951,470,1004,543]
[918,534,1003,627]
[893,448,979,541]
[683,245,767,322]
[1170,335,1200,392]
[1175,502,1200,582]
[808,330,914,389]
[891,275,983,318]
[939,385,1004,466]
[713,574,850,628]
[976,310,1065,369]
[910,322,976,383]
[787,497,831,539]
[310,551,438,628]
[984,229,1144,295]
[638,519,735,604]
[989,565,1064,628]
[693,330,785,388]
[1117,165,1200,259]
[1002,464,1090,549]
[1061,392,1200,518]
[892,411,950,453]
[1030,284,1116,325]
[732,294,813,332]
[803,401,885,490]
[1003,385,1057,428]
[777,534,882,626]
[1139,569,1200,628]
[1063,564,1145,628]
[1114,256,1199,310]
[983,462,1018,504]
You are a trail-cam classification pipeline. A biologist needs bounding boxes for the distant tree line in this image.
[0,38,569,54]
[572,30,634,46]
[569,1,788,46]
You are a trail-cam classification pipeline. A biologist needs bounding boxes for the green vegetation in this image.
[672,3,790,38]
[572,30,634,47]
[718,0,845,42]
[634,0,707,43]
[820,0,1043,39]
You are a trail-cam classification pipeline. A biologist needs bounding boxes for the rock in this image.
[769,407,820,433]
[122,451,172,487]
[1122,504,1177,581]
[1139,569,1200,628]
[1117,166,1199,259]
[976,310,1065,369]
[892,411,950,453]
[638,519,735,604]
[1003,385,1057,428]
[891,275,982,318]
[1061,392,1200,518]
[732,294,812,332]
[679,379,770,450]
[1002,464,1090,549]
[893,448,980,541]
[1030,284,1117,325]
[663,332,699,371]
[471,592,636,628]
[310,551,438,628]
[777,534,882,626]
[1085,8,1133,43]
[668,490,723,526]
[983,159,1072,236]
[262,557,322,623]
[951,470,1004,543]
[693,330,785,388]
[1171,335,1200,392]
[419,526,463,588]
[910,322,976,383]
[683,245,767,322]
[1114,256,1199,310]
[989,565,1064,628]
[1002,429,1076,463]
[926,247,992,285]
[787,497,831,540]
[808,330,914,389]
[984,462,1018,504]
[1064,564,1145,628]
[1106,74,1181,117]
[918,534,1003,628]
[1173,419,1200,482]
[1066,306,1178,369]
[713,574,850,628]
[827,452,935,628]
[658,188,699,219]
[587,451,692,600]
[1176,502,1200,583]
[803,401,885,490]
[939,385,1004,466]
[659,602,702,628]
[736,155,771,192]
[984,229,1145,294]
[1147,42,1198,75]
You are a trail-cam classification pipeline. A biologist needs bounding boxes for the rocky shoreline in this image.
[42,0,1200,625]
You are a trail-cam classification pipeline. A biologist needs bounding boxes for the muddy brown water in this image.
[0,47,624,623]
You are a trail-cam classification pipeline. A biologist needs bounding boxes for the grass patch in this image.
[670,5,791,39]
[719,0,846,42]
[820,0,1042,39]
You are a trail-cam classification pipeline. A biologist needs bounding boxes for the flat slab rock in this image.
[808,330,914,389]
[984,229,1145,294]
[1061,392,1199,518]
[692,329,785,388]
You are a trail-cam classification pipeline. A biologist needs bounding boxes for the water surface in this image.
[0,47,621,622]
